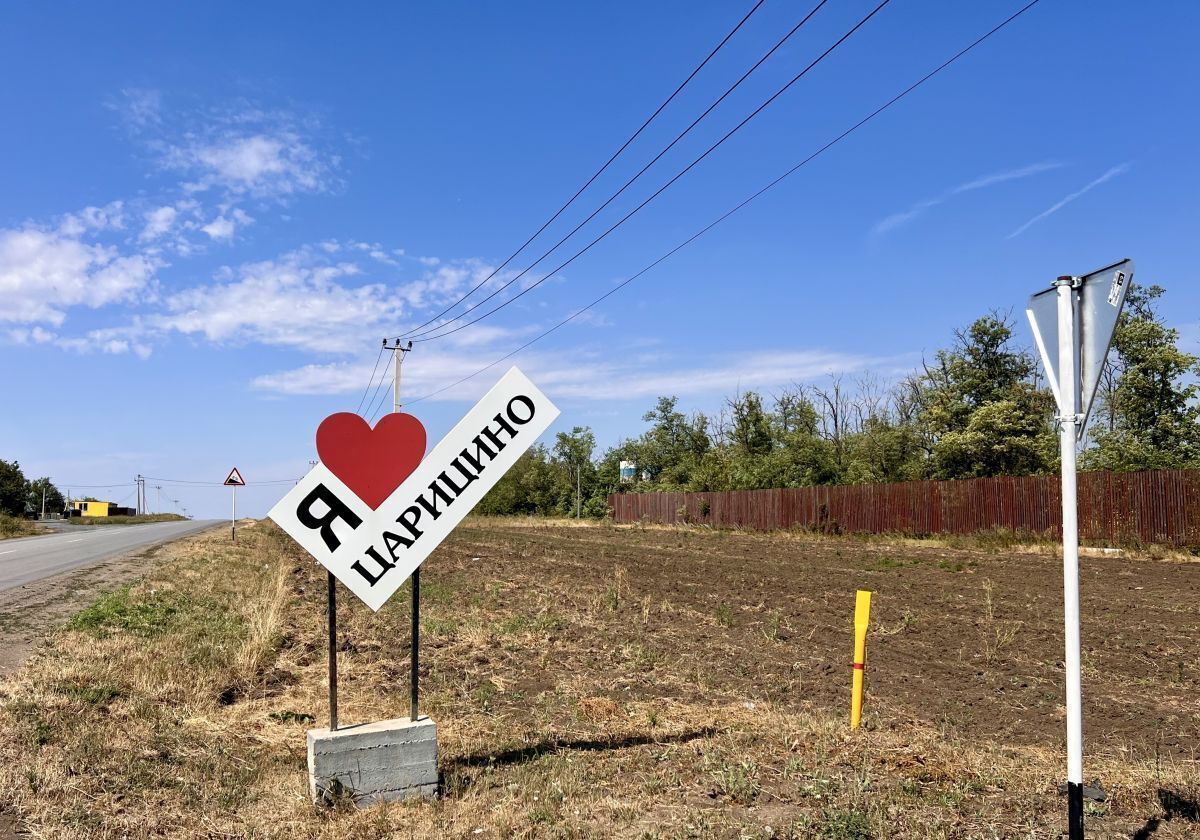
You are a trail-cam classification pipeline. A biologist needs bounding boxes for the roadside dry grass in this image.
[65,513,188,527]
[0,519,1195,838]
[0,514,43,540]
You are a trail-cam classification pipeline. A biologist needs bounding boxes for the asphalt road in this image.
[0,520,221,593]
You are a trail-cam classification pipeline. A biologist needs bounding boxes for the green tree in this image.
[920,313,1056,479]
[477,446,559,516]
[552,426,596,517]
[26,477,65,517]
[0,460,27,516]
[1082,284,1200,470]
[729,392,773,457]
[629,397,710,488]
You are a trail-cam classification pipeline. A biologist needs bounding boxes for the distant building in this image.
[71,501,137,518]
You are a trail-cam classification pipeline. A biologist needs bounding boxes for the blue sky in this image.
[2,1,1197,517]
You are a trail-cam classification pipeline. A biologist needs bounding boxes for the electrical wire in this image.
[142,476,302,486]
[397,0,770,340]
[409,0,891,344]
[366,377,393,423]
[56,482,131,489]
[355,344,386,413]
[404,0,1045,405]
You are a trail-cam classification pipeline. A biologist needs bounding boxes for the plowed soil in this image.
[439,521,1199,758]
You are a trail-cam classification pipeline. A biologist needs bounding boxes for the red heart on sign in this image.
[316,412,427,509]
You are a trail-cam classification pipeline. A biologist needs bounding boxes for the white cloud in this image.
[1007,162,1132,239]
[251,341,897,406]
[872,161,1063,236]
[57,201,125,237]
[200,208,253,241]
[55,324,153,359]
[6,326,55,344]
[153,250,394,353]
[140,205,178,241]
[168,128,334,200]
[114,88,162,129]
[0,221,158,324]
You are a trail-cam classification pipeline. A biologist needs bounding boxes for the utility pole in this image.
[41,484,47,519]
[384,338,413,414]
[383,337,419,722]
[155,485,161,515]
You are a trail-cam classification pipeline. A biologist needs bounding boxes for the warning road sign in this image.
[224,467,246,486]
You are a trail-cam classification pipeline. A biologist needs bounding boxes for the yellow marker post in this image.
[850,589,872,729]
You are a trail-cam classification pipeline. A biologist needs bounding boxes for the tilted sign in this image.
[1026,258,1133,436]
[269,367,560,611]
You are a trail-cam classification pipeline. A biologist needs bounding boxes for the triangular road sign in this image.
[224,467,246,486]
[1027,259,1134,437]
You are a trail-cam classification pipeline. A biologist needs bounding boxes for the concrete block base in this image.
[307,716,437,805]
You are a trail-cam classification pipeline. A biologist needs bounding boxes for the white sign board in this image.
[1027,258,1133,436]
[269,366,559,611]
[224,467,246,486]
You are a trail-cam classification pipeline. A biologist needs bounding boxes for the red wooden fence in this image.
[608,470,1200,547]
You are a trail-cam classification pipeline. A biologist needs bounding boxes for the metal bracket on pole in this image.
[1053,413,1085,434]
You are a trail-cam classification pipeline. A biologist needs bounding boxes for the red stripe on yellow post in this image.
[850,589,872,729]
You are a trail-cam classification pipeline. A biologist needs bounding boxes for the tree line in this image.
[480,282,1200,517]
[0,461,65,519]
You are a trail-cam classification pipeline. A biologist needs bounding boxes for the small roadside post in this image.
[849,589,872,729]
[224,467,246,541]
[1026,259,1133,840]
[268,366,559,805]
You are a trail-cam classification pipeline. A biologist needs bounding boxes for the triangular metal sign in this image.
[1027,259,1134,438]
[224,467,246,486]
[1078,260,1133,432]
[1027,287,1064,412]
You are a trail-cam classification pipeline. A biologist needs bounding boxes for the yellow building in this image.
[73,500,113,517]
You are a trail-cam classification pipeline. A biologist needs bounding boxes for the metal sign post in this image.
[224,467,246,541]
[327,571,339,730]
[1027,259,1133,840]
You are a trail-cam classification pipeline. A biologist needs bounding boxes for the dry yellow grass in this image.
[0,519,1195,838]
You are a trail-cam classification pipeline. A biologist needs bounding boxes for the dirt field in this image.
[461,522,1200,754]
[0,519,1196,838]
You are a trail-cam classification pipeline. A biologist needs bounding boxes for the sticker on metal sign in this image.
[268,366,560,611]
[1106,270,1127,306]
[224,467,246,486]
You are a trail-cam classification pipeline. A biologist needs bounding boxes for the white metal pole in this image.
[1057,279,1084,839]
[232,485,237,542]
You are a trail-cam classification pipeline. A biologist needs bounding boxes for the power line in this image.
[396,0,770,340]
[409,0,891,344]
[404,0,1045,405]
[355,342,387,413]
[365,374,394,423]
[142,476,302,486]
[57,482,132,489]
